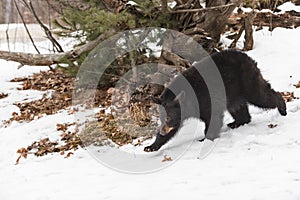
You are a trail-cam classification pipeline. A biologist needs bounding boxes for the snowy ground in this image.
[1,25,300,199]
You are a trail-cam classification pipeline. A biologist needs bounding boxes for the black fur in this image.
[144,50,287,152]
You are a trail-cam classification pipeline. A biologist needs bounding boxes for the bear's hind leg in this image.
[227,104,251,129]
[202,113,224,141]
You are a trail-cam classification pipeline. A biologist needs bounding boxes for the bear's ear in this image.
[151,96,162,105]
[173,90,185,103]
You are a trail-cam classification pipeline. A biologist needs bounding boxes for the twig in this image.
[168,3,235,13]
[5,23,11,52]
[229,23,244,48]
[176,0,196,9]
[26,0,64,52]
[13,0,40,54]
[270,0,279,32]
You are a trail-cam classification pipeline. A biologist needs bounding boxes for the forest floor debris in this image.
[0,92,8,99]
[15,122,82,164]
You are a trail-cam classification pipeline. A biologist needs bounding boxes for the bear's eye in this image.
[166,117,171,122]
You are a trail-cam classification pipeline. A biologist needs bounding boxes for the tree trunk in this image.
[171,0,241,54]
[243,11,256,51]
[161,0,241,67]
[198,0,241,41]
[0,0,3,24]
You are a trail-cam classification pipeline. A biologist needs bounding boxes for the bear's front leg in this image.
[144,130,176,152]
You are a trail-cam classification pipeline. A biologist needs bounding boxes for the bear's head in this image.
[152,91,185,135]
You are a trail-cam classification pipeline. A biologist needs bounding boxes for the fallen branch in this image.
[0,33,106,66]
[0,51,64,66]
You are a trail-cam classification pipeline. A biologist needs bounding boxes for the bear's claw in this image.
[144,145,160,152]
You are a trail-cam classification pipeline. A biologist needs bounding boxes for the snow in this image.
[278,1,300,12]
[0,24,80,53]
[237,1,300,14]
[1,25,300,200]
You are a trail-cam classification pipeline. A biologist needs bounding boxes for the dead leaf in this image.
[57,123,68,132]
[162,155,173,162]
[15,148,28,165]
[16,122,82,162]
[64,152,73,158]
[0,92,8,99]
[268,124,278,128]
[280,91,299,102]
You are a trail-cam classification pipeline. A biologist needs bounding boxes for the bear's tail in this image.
[241,57,287,116]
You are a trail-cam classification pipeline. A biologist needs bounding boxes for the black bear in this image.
[144,50,287,152]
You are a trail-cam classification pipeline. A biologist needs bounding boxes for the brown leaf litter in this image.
[280,91,299,102]
[162,155,173,162]
[15,123,82,164]
[7,68,111,124]
[228,8,300,33]
[11,68,158,160]
[294,81,300,88]
[268,123,278,129]
[7,69,75,123]
[0,92,8,99]
[80,108,155,147]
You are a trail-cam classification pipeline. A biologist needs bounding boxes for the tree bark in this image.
[198,0,241,41]
[243,11,256,51]
[171,0,241,54]
[0,51,65,66]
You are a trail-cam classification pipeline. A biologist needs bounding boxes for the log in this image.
[0,51,63,66]
[0,33,105,66]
